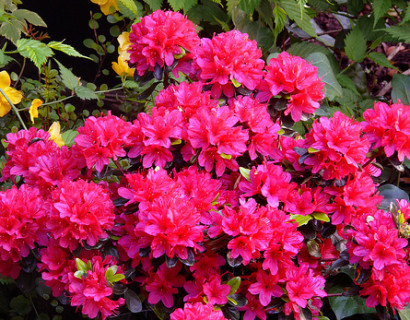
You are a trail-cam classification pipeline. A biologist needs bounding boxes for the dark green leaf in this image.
[238,0,260,14]
[188,0,229,30]
[328,286,375,320]
[391,74,410,105]
[306,52,342,101]
[0,19,23,43]
[373,0,391,26]
[281,0,317,37]
[0,50,14,68]
[378,184,409,211]
[227,0,241,14]
[55,60,79,90]
[168,0,197,13]
[344,28,367,62]
[386,24,410,43]
[403,2,410,23]
[336,74,360,95]
[125,289,142,313]
[143,0,163,11]
[75,86,98,100]
[9,295,31,316]
[308,0,335,11]
[367,52,398,70]
[117,0,139,19]
[347,0,363,16]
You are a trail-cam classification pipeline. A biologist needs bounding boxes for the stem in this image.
[326,292,344,297]
[0,87,27,130]
[13,57,26,87]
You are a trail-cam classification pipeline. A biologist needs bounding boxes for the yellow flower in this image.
[48,122,65,147]
[29,98,43,124]
[90,0,118,15]
[0,70,23,117]
[112,56,135,77]
[118,31,131,61]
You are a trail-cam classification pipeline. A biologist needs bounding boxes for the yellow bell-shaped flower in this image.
[0,71,23,117]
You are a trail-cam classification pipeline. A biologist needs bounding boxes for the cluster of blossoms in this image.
[1,9,410,320]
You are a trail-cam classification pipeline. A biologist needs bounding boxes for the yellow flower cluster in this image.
[90,0,118,15]
[112,32,135,77]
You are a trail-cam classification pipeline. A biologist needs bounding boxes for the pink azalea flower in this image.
[171,302,227,320]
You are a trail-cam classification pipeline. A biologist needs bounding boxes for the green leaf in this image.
[239,167,250,181]
[16,38,54,69]
[61,130,79,147]
[273,4,286,38]
[143,0,163,11]
[281,0,317,37]
[290,214,313,226]
[386,24,410,43]
[75,258,90,273]
[227,277,241,295]
[13,9,47,27]
[373,0,391,26]
[238,0,260,14]
[403,2,410,23]
[398,305,410,320]
[55,60,79,90]
[75,86,98,100]
[306,52,342,101]
[328,286,375,320]
[344,28,367,62]
[227,0,241,14]
[367,52,398,70]
[188,0,229,30]
[48,41,91,60]
[391,74,410,105]
[123,80,140,88]
[168,0,197,13]
[117,0,139,19]
[125,289,142,313]
[336,74,360,96]
[312,212,330,222]
[0,19,23,44]
[0,50,13,68]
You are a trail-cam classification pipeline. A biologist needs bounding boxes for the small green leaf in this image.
[227,276,241,295]
[273,4,286,38]
[238,0,260,14]
[0,50,14,68]
[239,167,250,181]
[123,80,139,88]
[290,214,313,226]
[391,74,410,105]
[385,24,410,43]
[125,289,142,313]
[75,86,98,100]
[373,0,391,26]
[74,270,84,279]
[367,52,398,70]
[48,41,91,60]
[281,0,317,38]
[336,74,360,95]
[220,152,232,160]
[344,28,367,63]
[16,38,54,69]
[398,305,410,320]
[231,78,241,88]
[75,258,90,273]
[0,19,23,43]
[312,212,330,222]
[61,130,79,147]
[55,60,79,90]
[308,147,320,153]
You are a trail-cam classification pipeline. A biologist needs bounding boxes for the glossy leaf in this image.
[391,74,410,105]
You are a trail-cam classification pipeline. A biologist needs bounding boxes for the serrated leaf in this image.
[367,52,397,70]
[117,0,139,19]
[227,277,241,295]
[0,50,14,68]
[48,41,91,60]
[373,0,391,26]
[399,305,410,320]
[75,86,98,100]
[386,24,410,43]
[13,9,47,27]
[227,0,241,13]
[0,19,23,44]
[391,74,410,105]
[61,130,79,147]
[306,52,342,101]
[281,0,317,37]
[168,0,197,12]
[123,80,140,88]
[344,28,367,62]
[143,0,163,11]
[16,38,54,69]
[238,0,260,14]
[336,74,360,95]
[403,2,410,23]
[55,60,79,90]
[273,4,286,37]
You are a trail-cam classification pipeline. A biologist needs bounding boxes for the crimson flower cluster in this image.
[1,9,410,320]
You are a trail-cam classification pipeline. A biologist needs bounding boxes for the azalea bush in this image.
[1,2,410,320]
